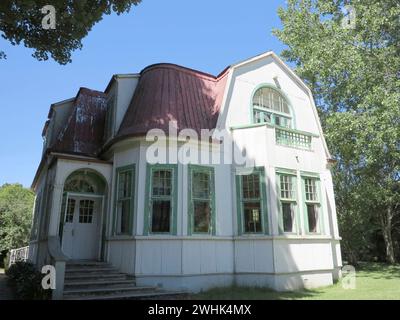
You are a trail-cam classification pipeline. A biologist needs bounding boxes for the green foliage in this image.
[274,0,400,263]
[0,0,141,64]
[0,183,34,253]
[6,261,51,300]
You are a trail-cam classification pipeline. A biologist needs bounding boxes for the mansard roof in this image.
[48,87,107,156]
[115,63,229,141]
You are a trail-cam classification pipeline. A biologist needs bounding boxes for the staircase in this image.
[63,261,187,300]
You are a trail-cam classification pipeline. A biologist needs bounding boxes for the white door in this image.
[62,196,101,260]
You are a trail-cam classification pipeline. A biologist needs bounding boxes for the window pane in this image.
[152,170,172,196]
[242,174,260,199]
[117,199,130,234]
[282,202,294,232]
[304,178,318,201]
[193,201,210,233]
[118,170,132,199]
[243,202,262,233]
[79,200,94,224]
[192,172,210,199]
[152,200,171,232]
[280,175,294,199]
[253,87,290,115]
[65,198,75,223]
[307,204,318,233]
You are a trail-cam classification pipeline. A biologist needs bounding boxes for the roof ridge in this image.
[140,63,229,81]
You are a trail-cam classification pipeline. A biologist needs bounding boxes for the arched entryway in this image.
[59,169,107,260]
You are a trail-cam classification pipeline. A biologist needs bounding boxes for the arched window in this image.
[64,177,95,193]
[252,87,292,128]
[63,170,106,194]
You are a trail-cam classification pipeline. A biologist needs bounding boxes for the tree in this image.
[274,0,400,263]
[0,0,141,64]
[0,184,34,253]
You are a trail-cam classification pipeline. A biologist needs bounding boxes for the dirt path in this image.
[0,269,14,300]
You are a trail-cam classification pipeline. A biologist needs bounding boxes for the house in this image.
[29,52,342,299]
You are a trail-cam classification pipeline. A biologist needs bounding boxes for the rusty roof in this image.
[116,63,229,141]
[49,87,107,156]
[33,63,230,188]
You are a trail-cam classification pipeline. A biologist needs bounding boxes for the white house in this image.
[29,52,342,299]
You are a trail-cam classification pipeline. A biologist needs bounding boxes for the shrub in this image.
[6,261,51,300]
[2,251,10,272]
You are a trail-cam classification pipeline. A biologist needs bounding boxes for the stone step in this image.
[65,272,127,280]
[65,267,118,273]
[63,285,157,296]
[66,260,109,266]
[64,279,136,289]
[63,290,189,300]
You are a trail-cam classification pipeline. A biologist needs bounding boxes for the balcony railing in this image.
[275,127,313,150]
[9,246,29,267]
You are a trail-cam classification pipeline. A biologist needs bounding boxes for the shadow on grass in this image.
[191,285,319,300]
[357,262,400,280]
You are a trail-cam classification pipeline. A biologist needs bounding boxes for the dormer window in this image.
[104,95,115,142]
[252,87,292,128]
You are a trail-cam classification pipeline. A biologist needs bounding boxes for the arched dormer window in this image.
[252,87,292,128]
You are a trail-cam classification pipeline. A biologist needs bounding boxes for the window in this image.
[65,198,76,223]
[104,95,115,142]
[64,178,95,193]
[114,165,135,235]
[252,87,292,128]
[188,166,215,234]
[236,168,268,234]
[79,199,94,223]
[277,172,298,234]
[302,176,323,234]
[30,193,42,240]
[145,165,177,234]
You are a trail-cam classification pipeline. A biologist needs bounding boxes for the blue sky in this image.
[0,0,287,187]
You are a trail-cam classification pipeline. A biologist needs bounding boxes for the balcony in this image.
[275,127,314,150]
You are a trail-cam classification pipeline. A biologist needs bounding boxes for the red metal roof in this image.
[116,63,229,140]
[50,87,107,156]
[43,64,229,158]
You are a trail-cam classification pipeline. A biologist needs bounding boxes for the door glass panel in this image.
[65,198,76,223]
[79,199,94,223]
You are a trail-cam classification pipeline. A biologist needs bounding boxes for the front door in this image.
[61,196,101,260]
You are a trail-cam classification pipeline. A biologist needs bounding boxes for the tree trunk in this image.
[380,206,396,264]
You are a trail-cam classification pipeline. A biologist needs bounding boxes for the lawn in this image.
[192,263,400,300]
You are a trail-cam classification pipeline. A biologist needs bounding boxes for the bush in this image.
[2,252,10,272]
[6,261,51,300]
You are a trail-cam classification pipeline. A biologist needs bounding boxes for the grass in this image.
[192,262,400,300]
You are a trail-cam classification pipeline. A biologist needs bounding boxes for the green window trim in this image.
[144,164,178,235]
[187,165,216,235]
[249,83,296,129]
[113,164,135,236]
[301,175,325,235]
[236,167,269,235]
[276,170,300,235]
